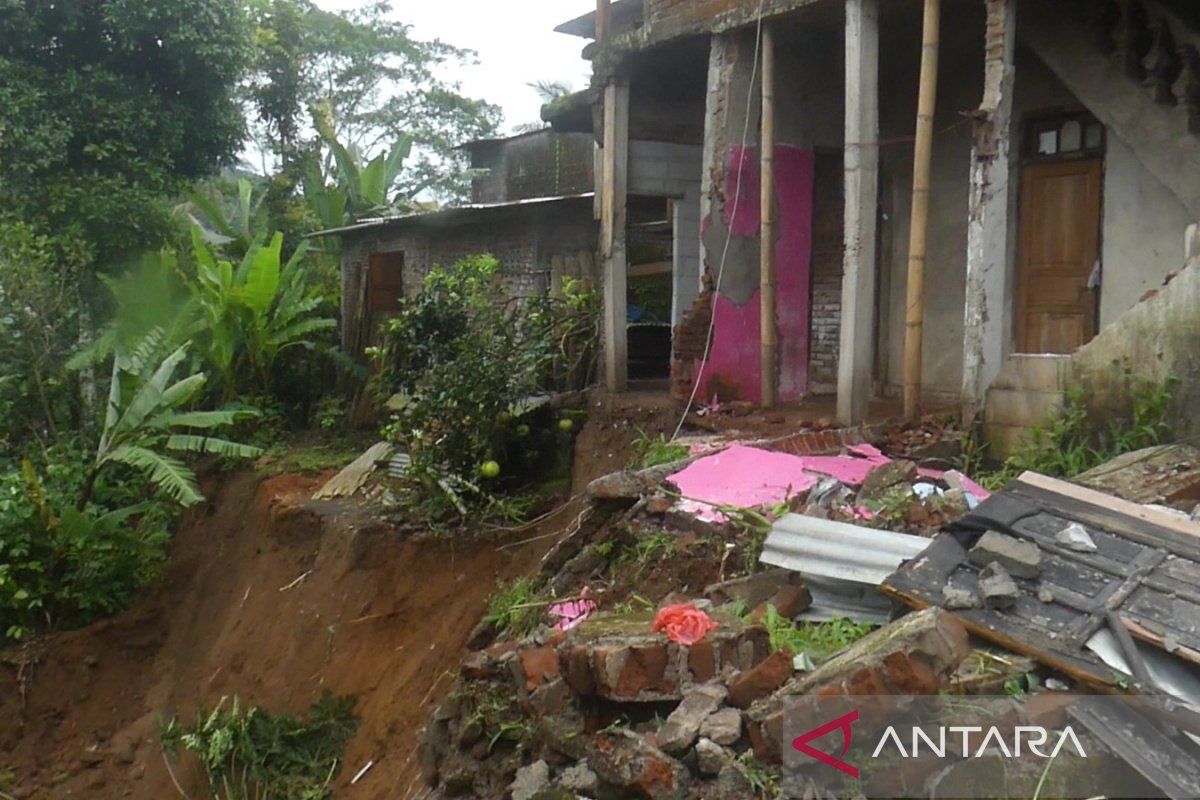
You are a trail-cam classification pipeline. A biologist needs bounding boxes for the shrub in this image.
[160,691,359,800]
[0,454,171,641]
[373,255,598,517]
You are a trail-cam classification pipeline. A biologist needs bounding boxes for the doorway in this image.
[1014,113,1105,354]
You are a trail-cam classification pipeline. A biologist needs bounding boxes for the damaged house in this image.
[327,128,600,357]
[549,0,1200,453]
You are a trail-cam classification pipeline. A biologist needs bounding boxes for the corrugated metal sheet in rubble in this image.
[760,514,930,585]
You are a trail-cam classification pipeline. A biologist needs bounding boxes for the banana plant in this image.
[189,229,336,399]
[184,178,269,259]
[78,332,262,510]
[313,105,413,221]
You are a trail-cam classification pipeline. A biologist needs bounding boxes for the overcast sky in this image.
[315,0,597,134]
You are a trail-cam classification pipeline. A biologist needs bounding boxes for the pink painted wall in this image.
[696,145,814,404]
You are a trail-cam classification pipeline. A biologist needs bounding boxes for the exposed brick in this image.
[727,649,794,709]
[516,644,560,694]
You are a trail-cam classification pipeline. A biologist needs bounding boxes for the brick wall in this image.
[670,284,714,401]
[809,151,844,393]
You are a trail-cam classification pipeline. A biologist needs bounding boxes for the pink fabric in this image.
[946,470,992,501]
[653,604,719,646]
[549,588,597,632]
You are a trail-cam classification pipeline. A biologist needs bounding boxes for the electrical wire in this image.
[670,0,768,442]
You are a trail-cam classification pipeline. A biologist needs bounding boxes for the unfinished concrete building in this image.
[550,0,1200,453]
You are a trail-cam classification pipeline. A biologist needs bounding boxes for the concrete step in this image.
[989,354,1069,393]
[983,387,1065,429]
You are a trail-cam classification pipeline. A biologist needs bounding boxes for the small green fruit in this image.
[516,424,531,437]
[558,418,574,433]
[480,460,501,479]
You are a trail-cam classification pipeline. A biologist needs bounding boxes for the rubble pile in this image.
[418,428,1200,799]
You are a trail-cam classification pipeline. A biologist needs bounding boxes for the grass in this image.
[483,577,544,637]
[966,378,1176,489]
[630,430,690,470]
[159,691,358,800]
[758,605,875,661]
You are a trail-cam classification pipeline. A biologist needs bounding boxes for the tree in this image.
[246,0,502,205]
[0,0,252,265]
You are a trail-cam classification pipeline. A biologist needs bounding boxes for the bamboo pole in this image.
[902,0,941,420]
[760,24,778,408]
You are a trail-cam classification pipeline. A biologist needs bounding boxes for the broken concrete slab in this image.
[557,760,599,795]
[656,683,728,754]
[857,459,918,502]
[1076,444,1200,510]
[586,458,696,501]
[745,608,970,763]
[942,584,980,610]
[968,530,1042,578]
[978,562,1020,610]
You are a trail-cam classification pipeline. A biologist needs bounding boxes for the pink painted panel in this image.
[696,145,814,404]
[670,444,819,521]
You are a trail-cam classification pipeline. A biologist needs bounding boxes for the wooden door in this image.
[1015,159,1103,353]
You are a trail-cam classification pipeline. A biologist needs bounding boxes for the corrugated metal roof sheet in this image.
[760,514,930,585]
[305,192,596,239]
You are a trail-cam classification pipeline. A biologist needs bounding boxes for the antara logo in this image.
[791,710,1087,776]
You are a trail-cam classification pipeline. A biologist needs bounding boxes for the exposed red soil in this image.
[0,468,562,799]
[0,397,708,800]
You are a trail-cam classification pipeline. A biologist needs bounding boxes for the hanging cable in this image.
[671,0,768,442]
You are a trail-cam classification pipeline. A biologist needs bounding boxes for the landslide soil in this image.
[0,404,668,800]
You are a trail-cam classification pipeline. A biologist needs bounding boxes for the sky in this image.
[315,0,598,134]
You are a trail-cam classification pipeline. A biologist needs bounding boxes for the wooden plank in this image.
[600,80,630,392]
[628,260,672,278]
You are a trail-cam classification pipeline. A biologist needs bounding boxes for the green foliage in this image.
[0,450,172,641]
[160,691,359,800]
[483,577,543,638]
[757,605,875,661]
[631,431,690,470]
[82,333,262,509]
[737,751,781,798]
[978,379,1176,488]
[77,231,337,410]
[0,220,88,451]
[245,0,501,203]
[375,255,597,517]
[0,0,250,264]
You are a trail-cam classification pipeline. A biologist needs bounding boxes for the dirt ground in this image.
[0,402,660,800]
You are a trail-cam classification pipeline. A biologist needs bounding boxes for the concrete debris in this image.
[556,760,599,794]
[856,459,918,502]
[1055,521,1098,552]
[312,442,394,499]
[586,458,693,501]
[656,683,728,754]
[510,760,551,800]
[699,707,742,746]
[968,530,1042,578]
[942,584,979,610]
[703,569,799,608]
[978,561,1020,609]
[694,738,728,777]
[586,729,692,800]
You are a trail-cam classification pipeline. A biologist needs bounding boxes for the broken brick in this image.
[727,648,793,709]
[748,583,812,623]
[656,683,728,754]
[587,729,692,800]
[515,644,560,693]
[745,608,970,763]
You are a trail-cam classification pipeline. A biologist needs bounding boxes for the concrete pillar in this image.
[601,79,630,392]
[961,0,1017,425]
[837,0,880,425]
